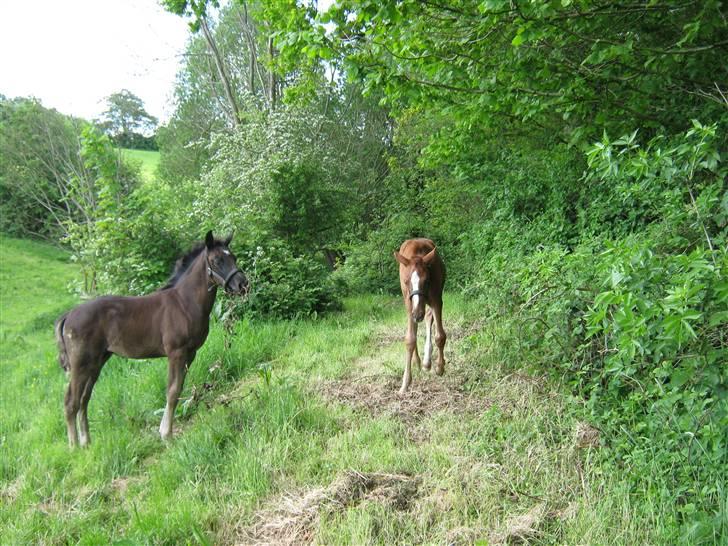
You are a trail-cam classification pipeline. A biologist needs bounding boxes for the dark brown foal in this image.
[55,231,248,447]
[394,238,447,394]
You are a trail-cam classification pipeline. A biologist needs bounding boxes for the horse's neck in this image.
[174,253,217,318]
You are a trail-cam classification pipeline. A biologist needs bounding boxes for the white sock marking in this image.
[160,406,172,438]
[78,409,88,446]
[424,315,432,366]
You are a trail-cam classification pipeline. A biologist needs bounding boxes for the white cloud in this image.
[0,0,190,123]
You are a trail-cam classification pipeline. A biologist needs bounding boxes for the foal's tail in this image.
[54,314,70,372]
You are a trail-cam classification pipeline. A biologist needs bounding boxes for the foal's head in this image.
[394,247,437,322]
[205,231,249,295]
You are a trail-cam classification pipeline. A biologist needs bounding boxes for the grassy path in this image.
[0,236,651,544]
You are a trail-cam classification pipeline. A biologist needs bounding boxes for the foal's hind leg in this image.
[66,348,109,448]
[64,379,80,447]
[77,353,110,447]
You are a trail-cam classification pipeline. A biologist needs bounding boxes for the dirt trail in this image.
[234,314,588,545]
[323,317,494,421]
[236,318,499,543]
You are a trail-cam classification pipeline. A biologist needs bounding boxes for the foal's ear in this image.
[423,247,437,265]
[205,230,215,249]
[224,232,234,246]
[394,251,410,267]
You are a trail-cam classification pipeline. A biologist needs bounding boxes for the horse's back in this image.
[64,294,159,325]
[61,294,168,358]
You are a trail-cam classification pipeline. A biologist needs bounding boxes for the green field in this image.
[0,236,674,544]
[121,149,160,183]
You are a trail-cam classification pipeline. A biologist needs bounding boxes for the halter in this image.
[206,250,241,292]
[409,290,427,300]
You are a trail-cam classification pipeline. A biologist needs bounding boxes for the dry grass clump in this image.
[574,421,601,449]
[238,470,419,545]
[488,503,547,544]
[319,374,490,427]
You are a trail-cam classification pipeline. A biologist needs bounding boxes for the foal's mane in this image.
[160,238,226,290]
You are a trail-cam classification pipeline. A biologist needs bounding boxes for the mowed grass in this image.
[121,149,160,183]
[0,235,675,544]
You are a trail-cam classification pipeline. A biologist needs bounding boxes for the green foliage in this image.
[189,106,358,316]
[305,0,728,142]
[0,96,85,239]
[63,127,180,294]
[467,124,726,537]
[230,240,342,320]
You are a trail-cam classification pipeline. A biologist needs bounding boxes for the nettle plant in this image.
[582,122,727,528]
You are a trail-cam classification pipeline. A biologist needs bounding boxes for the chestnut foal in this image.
[55,231,248,447]
[394,238,447,394]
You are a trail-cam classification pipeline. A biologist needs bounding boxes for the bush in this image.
[462,122,728,538]
[63,127,183,294]
[334,212,428,295]
[226,240,342,320]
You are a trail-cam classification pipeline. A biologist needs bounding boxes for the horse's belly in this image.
[109,341,164,360]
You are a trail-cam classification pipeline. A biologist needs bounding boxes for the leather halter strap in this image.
[409,289,426,300]
[206,250,240,292]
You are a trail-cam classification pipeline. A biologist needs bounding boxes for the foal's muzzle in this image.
[410,290,426,322]
[227,271,249,296]
[208,265,249,295]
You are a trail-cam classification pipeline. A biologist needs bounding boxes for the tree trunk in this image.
[200,16,241,128]
[268,36,277,110]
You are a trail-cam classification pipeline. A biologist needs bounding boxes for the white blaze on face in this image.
[410,270,420,309]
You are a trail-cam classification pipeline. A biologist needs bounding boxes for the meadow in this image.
[1,1,725,542]
[0,235,676,545]
[120,149,160,184]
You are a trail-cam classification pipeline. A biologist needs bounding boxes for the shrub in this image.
[226,240,342,320]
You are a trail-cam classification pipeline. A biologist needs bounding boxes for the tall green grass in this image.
[0,235,696,544]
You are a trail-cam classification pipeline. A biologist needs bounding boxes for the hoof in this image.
[423,360,431,371]
[435,364,445,376]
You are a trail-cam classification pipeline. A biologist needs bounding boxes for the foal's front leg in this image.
[160,349,193,441]
[401,317,418,394]
[431,301,447,376]
[423,307,434,371]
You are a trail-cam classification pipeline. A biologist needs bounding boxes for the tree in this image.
[270,0,728,145]
[0,96,90,238]
[97,90,158,149]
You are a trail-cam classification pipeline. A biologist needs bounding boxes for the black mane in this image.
[160,238,226,290]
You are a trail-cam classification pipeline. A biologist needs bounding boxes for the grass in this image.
[121,149,160,183]
[0,235,704,544]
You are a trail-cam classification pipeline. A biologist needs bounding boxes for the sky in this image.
[0,0,191,123]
